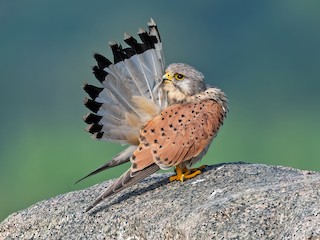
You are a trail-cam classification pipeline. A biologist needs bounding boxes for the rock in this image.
[1,163,320,239]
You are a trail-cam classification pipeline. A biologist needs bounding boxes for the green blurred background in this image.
[1,0,319,221]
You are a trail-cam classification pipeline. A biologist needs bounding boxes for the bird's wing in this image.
[84,18,167,145]
[85,163,160,212]
[75,145,136,184]
[85,133,159,210]
[132,100,226,170]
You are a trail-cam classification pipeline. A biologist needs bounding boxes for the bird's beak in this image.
[162,72,173,84]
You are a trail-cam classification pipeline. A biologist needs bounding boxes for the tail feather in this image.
[148,18,165,71]
[100,66,141,115]
[85,163,160,212]
[93,130,138,144]
[75,146,136,184]
[93,53,112,69]
[125,31,160,102]
[84,98,131,141]
[111,40,155,102]
[83,113,102,124]
[83,84,103,100]
[84,19,167,144]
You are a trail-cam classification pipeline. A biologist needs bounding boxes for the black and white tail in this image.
[80,18,167,182]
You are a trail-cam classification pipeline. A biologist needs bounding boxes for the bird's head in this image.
[162,63,206,97]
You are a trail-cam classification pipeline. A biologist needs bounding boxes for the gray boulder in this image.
[1,163,320,239]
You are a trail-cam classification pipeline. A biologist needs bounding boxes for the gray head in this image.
[162,63,207,96]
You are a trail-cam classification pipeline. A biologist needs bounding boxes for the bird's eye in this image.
[174,73,185,80]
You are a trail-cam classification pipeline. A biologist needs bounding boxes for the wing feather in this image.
[135,100,226,169]
[75,146,136,184]
[84,19,167,144]
[85,163,160,212]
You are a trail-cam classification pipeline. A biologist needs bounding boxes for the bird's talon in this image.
[183,169,201,179]
[181,174,185,182]
[169,175,177,182]
[169,165,205,182]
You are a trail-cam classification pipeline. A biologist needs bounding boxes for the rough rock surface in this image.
[1,163,320,240]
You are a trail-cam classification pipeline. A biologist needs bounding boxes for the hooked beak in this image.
[162,72,173,84]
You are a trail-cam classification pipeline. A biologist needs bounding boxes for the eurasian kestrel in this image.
[80,18,228,211]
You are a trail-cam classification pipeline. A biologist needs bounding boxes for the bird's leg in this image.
[169,165,184,182]
[181,165,207,180]
[169,165,207,182]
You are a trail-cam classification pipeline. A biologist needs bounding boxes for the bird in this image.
[80,18,229,212]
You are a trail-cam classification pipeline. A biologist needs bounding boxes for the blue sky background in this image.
[1,0,319,221]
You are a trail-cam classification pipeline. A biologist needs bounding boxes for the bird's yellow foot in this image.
[169,165,207,182]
